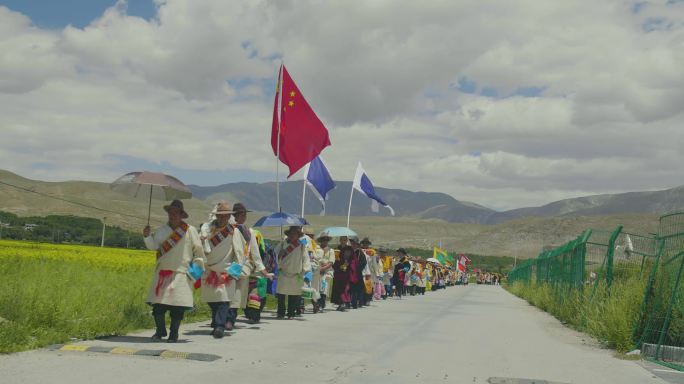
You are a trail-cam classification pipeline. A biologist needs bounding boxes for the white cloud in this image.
[1,0,684,210]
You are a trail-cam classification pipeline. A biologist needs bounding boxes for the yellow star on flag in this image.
[288,100,295,107]
[290,91,296,97]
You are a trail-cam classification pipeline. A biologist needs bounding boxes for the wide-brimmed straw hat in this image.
[212,201,234,215]
[164,199,189,219]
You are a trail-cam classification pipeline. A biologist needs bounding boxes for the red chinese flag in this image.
[271,65,331,177]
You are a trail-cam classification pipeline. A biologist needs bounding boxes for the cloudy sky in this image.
[1,0,683,210]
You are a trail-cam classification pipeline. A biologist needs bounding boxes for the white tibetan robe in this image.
[232,226,267,309]
[199,222,244,303]
[144,223,205,308]
[275,241,311,296]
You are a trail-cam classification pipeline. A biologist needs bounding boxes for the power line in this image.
[0,179,149,224]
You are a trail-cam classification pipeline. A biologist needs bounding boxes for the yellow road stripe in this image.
[110,347,139,355]
[60,345,90,352]
[160,350,189,359]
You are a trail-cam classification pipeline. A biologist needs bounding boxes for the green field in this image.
[0,240,213,353]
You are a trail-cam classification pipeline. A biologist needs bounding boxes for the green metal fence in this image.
[635,213,684,370]
[507,213,683,370]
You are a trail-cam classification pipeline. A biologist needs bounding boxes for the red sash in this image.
[206,271,232,287]
[208,224,234,249]
[157,222,189,259]
[155,270,173,296]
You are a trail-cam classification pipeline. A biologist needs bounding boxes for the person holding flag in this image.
[143,200,205,343]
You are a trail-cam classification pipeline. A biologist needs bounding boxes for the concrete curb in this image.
[47,344,221,362]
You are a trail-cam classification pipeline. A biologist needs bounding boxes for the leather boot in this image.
[152,313,167,341]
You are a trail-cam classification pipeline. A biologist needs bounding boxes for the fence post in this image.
[606,225,623,289]
[655,251,684,361]
[576,229,591,287]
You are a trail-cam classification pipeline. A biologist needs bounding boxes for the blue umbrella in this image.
[317,226,357,238]
[253,212,309,227]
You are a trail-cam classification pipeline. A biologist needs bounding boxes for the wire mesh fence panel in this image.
[638,213,684,370]
[585,228,614,290]
[614,231,658,280]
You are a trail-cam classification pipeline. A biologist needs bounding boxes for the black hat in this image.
[360,237,372,246]
[284,226,303,236]
[164,199,189,219]
[232,203,251,214]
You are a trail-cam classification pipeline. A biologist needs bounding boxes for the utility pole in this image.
[101,217,106,247]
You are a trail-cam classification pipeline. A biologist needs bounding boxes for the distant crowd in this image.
[142,199,471,342]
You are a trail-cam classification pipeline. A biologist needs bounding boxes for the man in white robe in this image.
[198,201,242,338]
[274,226,311,319]
[315,234,335,312]
[143,199,205,343]
[230,203,274,325]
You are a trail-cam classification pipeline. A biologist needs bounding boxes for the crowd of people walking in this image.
[142,200,468,342]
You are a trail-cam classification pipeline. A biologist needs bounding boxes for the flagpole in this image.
[346,184,354,228]
[301,175,307,218]
[275,64,283,213]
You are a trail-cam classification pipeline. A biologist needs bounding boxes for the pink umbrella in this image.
[110,171,192,225]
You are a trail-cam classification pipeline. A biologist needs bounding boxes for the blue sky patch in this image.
[0,0,156,29]
[455,77,477,94]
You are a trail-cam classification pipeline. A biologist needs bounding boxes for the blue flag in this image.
[306,156,336,215]
[352,162,395,215]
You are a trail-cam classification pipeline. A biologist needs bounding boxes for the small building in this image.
[23,224,38,231]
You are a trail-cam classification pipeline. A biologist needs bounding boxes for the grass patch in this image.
[506,278,646,353]
[0,240,210,353]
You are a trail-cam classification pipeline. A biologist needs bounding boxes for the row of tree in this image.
[0,211,146,249]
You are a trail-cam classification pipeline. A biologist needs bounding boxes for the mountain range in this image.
[0,168,672,256]
[188,180,684,224]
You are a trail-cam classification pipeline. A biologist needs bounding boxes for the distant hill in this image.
[189,180,495,224]
[0,168,675,257]
[485,186,684,224]
[0,169,213,230]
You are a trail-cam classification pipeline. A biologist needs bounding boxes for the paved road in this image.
[0,286,678,384]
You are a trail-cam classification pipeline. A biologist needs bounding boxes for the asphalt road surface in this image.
[1,285,679,384]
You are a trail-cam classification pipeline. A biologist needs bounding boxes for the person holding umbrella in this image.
[143,199,205,343]
[198,201,242,338]
[274,226,311,319]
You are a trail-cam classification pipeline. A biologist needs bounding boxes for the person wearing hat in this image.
[360,237,375,306]
[230,203,274,326]
[143,199,206,342]
[331,245,353,311]
[274,226,311,319]
[379,249,394,299]
[392,249,410,299]
[348,238,367,309]
[315,233,335,312]
[198,201,243,338]
[301,230,322,314]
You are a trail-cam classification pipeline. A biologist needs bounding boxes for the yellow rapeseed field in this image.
[0,239,155,271]
[0,239,211,353]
